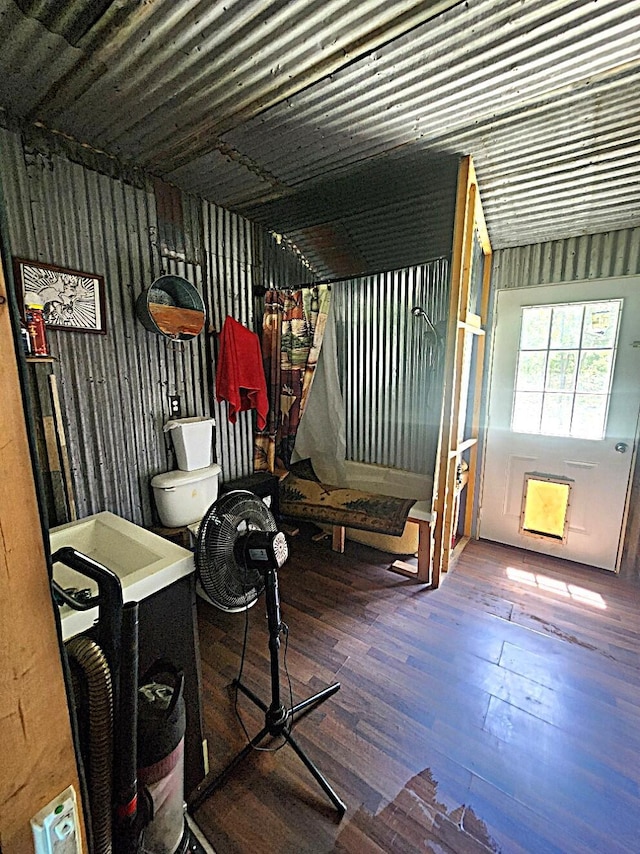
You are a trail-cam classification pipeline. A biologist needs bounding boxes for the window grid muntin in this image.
[512,299,622,439]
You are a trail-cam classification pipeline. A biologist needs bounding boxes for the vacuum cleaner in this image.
[53,549,195,854]
[137,662,188,854]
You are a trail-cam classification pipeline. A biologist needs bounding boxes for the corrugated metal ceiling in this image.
[0,0,638,261]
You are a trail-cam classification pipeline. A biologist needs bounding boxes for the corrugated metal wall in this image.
[492,228,640,289]
[257,231,317,292]
[333,259,450,476]
[0,125,309,526]
[202,202,256,483]
[0,127,173,525]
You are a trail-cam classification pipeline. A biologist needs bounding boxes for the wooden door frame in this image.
[431,156,492,587]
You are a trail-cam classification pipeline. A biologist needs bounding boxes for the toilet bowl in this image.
[151,464,222,528]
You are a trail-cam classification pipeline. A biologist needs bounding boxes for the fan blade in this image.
[196,490,279,612]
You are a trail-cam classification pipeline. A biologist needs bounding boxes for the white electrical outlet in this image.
[31,785,81,854]
[169,394,181,417]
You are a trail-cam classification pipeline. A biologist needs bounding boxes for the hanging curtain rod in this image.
[252,258,451,297]
[252,282,332,296]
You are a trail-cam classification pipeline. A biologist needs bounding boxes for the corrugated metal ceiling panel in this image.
[244,151,460,276]
[0,0,638,253]
[167,147,280,209]
[221,0,640,248]
[0,0,458,162]
[224,0,638,167]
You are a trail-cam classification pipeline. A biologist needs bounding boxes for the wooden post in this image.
[432,156,492,584]
[0,260,87,851]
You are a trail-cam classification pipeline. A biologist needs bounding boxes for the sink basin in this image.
[50,511,194,640]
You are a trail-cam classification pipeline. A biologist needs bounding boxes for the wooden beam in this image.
[432,156,472,585]
[449,437,478,458]
[457,320,486,335]
[433,155,493,581]
[465,222,494,539]
[49,373,77,522]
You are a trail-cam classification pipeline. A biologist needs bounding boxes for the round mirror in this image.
[136,275,205,341]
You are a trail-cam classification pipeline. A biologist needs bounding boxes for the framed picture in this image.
[13,258,106,334]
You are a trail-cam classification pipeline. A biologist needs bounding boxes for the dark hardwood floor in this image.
[192,525,640,853]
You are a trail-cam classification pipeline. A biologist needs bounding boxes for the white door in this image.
[480,277,640,571]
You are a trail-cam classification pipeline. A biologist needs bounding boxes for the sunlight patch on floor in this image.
[505,567,606,609]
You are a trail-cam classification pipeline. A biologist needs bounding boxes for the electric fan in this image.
[187,490,346,817]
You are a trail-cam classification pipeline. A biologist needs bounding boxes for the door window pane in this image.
[513,391,543,432]
[516,351,547,391]
[512,299,621,439]
[572,394,608,439]
[541,393,573,435]
[576,350,613,394]
[550,304,583,349]
[582,302,620,349]
[520,306,552,349]
[546,351,577,392]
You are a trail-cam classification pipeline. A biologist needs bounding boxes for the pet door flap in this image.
[520,474,572,542]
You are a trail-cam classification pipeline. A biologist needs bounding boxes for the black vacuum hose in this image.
[66,637,113,854]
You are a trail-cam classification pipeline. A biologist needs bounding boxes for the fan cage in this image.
[196,490,278,612]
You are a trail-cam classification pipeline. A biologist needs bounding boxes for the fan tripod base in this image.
[187,678,346,817]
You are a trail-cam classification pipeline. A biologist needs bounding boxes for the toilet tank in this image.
[151,464,221,528]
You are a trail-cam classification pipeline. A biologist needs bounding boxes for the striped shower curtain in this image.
[254,285,331,473]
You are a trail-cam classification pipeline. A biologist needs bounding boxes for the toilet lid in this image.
[151,463,221,489]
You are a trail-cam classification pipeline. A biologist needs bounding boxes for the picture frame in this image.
[13,258,107,335]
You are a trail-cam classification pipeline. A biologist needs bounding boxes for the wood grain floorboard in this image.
[192,528,640,853]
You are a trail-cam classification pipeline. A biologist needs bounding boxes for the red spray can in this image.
[25,304,48,356]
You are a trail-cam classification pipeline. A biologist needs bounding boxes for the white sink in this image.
[50,511,194,640]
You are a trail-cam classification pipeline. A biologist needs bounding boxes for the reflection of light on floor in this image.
[506,567,606,609]
[567,584,606,608]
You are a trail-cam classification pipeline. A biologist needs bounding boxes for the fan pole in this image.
[188,564,346,817]
[264,564,286,728]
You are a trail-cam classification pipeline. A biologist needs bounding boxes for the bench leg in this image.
[416,519,434,585]
[320,520,436,588]
[331,525,346,553]
[391,519,434,585]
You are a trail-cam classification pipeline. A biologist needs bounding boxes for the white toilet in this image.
[151,464,222,528]
[151,416,221,528]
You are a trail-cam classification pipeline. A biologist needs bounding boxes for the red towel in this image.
[215,316,269,430]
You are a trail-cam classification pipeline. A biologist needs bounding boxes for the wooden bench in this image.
[329,500,437,587]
